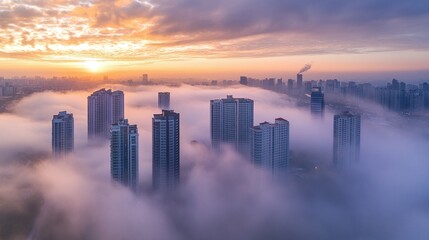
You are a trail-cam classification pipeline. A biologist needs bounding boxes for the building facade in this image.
[297,74,303,89]
[311,87,325,114]
[333,111,361,168]
[110,119,139,192]
[240,76,248,85]
[52,111,74,158]
[250,118,289,175]
[152,110,180,191]
[142,74,149,84]
[210,95,254,155]
[88,89,124,140]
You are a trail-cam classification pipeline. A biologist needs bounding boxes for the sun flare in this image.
[84,60,101,73]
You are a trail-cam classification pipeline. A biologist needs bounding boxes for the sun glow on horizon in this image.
[84,60,102,73]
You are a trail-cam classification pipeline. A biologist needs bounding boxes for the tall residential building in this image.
[110,119,139,192]
[311,87,325,114]
[276,78,284,92]
[88,89,124,140]
[297,74,303,89]
[52,111,74,158]
[152,110,180,191]
[250,118,289,175]
[333,111,361,168]
[240,76,248,85]
[158,92,170,110]
[2,83,16,97]
[142,74,149,83]
[210,95,254,155]
[287,79,294,92]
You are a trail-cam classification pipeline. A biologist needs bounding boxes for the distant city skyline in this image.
[1,68,429,83]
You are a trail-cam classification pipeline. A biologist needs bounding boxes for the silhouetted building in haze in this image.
[287,79,294,92]
[333,111,361,168]
[0,83,16,97]
[297,74,303,89]
[142,74,149,84]
[240,76,248,85]
[158,92,170,110]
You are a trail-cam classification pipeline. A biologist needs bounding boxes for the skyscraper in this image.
[142,74,149,84]
[297,74,303,89]
[110,119,139,192]
[287,79,294,92]
[276,78,284,92]
[210,95,254,155]
[250,118,289,175]
[240,76,248,85]
[311,87,325,114]
[88,89,124,140]
[158,92,170,110]
[333,111,361,168]
[52,111,74,158]
[152,110,180,191]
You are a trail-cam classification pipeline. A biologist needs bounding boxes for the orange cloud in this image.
[0,0,428,77]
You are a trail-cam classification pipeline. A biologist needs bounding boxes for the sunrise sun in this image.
[84,60,101,72]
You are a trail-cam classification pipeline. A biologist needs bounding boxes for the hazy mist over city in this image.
[1,0,429,239]
[0,84,428,239]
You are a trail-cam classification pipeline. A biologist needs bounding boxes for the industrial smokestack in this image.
[297,74,303,89]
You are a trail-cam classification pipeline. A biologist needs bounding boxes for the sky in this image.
[1,0,429,79]
[1,85,429,239]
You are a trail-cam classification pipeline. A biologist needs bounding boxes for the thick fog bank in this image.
[1,85,429,240]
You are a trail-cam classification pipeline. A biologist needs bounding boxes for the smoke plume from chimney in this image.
[298,63,312,74]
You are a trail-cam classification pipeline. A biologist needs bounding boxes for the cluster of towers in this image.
[52,88,361,193]
[52,89,178,193]
[210,95,290,175]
